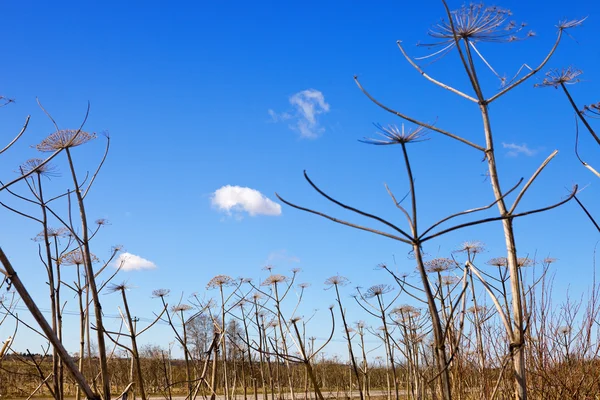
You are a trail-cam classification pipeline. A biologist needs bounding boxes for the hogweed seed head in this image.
[171,304,192,313]
[517,257,534,267]
[207,275,234,289]
[32,227,69,242]
[261,274,289,286]
[361,123,428,146]
[536,67,583,88]
[425,258,456,273]
[558,326,571,335]
[35,129,96,152]
[262,265,274,272]
[108,282,131,293]
[456,241,485,255]
[60,249,99,266]
[543,257,558,265]
[441,275,460,286]
[152,289,170,298]
[324,275,350,288]
[582,101,600,116]
[424,4,529,46]
[487,256,533,268]
[487,257,508,268]
[19,158,58,177]
[365,284,394,298]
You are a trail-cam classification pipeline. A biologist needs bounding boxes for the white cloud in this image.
[268,109,291,122]
[502,142,537,157]
[211,185,281,218]
[269,89,330,139]
[266,249,300,265]
[115,252,157,271]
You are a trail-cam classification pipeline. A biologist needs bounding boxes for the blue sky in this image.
[0,0,599,357]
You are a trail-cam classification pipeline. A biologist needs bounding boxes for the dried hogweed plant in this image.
[276,2,584,398]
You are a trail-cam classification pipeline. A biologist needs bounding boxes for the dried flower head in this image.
[298,282,311,289]
[365,284,394,298]
[171,304,192,313]
[261,274,289,286]
[291,268,302,274]
[468,305,487,314]
[441,275,460,286]
[35,129,97,152]
[406,332,425,343]
[360,123,428,145]
[19,158,58,177]
[487,256,532,267]
[108,282,131,293]
[557,18,587,30]
[558,326,571,335]
[543,257,558,265]
[456,241,485,255]
[424,4,530,46]
[487,257,508,268]
[290,316,302,323]
[425,258,456,273]
[206,275,234,289]
[32,227,69,242]
[252,291,263,301]
[152,289,170,298]
[536,67,582,88]
[392,305,420,320]
[582,101,600,117]
[95,218,110,226]
[324,275,350,288]
[59,249,99,266]
[517,257,534,267]
[0,96,14,107]
[262,265,274,272]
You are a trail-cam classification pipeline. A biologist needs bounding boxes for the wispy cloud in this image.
[266,249,300,266]
[115,252,157,271]
[269,89,330,139]
[211,185,281,218]
[502,142,537,157]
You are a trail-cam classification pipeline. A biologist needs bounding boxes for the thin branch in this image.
[421,186,578,242]
[508,150,559,214]
[354,76,485,151]
[396,40,477,102]
[419,177,523,239]
[573,195,600,233]
[561,82,600,145]
[275,193,412,244]
[0,116,30,155]
[303,170,413,241]
[487,29,564,103]
[467,261,513,337]
[384,183,414,233]
[575,118,600,178]
[0,103,90,192]
[83,134,110,199]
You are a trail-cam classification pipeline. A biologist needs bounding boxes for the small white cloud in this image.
[266,249,300,265]
[115,252,157,271]
[502,142,537,157]
[211,185,281,218]
[268,109,291,122]
[269,89,330,139]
